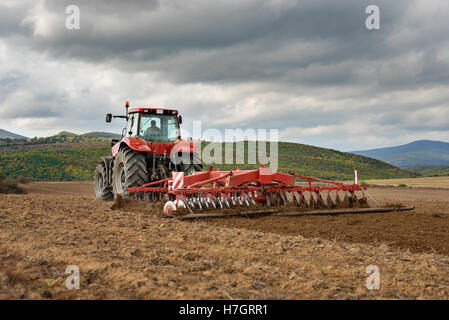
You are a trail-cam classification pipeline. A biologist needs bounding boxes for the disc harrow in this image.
[126,166,388,218]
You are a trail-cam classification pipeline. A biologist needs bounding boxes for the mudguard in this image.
[111,137,198,157]
[111,137,152,157]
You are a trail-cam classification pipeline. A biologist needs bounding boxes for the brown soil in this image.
[21,181,93,195]
[202,188,449,255]
[0,182,449,299]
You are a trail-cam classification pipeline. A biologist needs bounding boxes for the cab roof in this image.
[129,108,179,115]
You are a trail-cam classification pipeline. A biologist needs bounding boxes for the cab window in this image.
[140,114,179,142]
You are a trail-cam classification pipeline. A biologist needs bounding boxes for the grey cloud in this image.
[0,3,32,36]
[4,0,446,89]
[0,0,449,150]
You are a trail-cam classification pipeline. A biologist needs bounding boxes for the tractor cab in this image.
[126,108,182,142]
[97,102,202,201]
[106,103,182,143]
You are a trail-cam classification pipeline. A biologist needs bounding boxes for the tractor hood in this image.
[112,137,197,157]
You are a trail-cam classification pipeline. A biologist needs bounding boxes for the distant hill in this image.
[0,129,121,141]
[52,131,121,139]
[54,131,78,137]
[207,141,413,181]
[351,140,449,168]
[0,140,414,182]
[0,129,28,140]
[408,165,449,177]
[82,132,121,139]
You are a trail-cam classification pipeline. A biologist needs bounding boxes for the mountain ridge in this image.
[0,129,29,140]
[351,140,449,168]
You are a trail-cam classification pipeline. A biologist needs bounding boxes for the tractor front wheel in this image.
[112,147,149,197]
[94,162,114,201]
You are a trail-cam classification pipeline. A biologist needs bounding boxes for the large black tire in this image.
[112,147,149,197]
[94,162,114,201]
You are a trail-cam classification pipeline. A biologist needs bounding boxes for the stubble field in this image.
[0,180,448,299]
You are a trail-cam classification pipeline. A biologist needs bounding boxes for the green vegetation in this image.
[199,141,414,181]
[54,131,121,139]
[408,165,449,177]
[0,167,4,180]
[0,134,110,149]
[0,145,110,181]
[0,131,120,149]
[55,131,78,137]
[0,139,414,182]
[82,131,121,139]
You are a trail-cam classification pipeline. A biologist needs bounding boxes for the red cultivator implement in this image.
[127,165,414,219]
[97,103,414,218]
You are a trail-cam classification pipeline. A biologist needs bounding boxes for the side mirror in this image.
[178,115,182,124]
[106,113,112,123]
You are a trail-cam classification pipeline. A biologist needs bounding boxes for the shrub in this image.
[0,179,27,194]
[0,167,4,181]
[16,175,30,184]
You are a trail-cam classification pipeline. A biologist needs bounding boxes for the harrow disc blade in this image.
[327,194,336,209]
[221,197,230,208]
[216,197,223,209]
[279,191,287,206]
[358,195,369,207]
[177,199,186,209]
[163,201,176,216]
[295,191,307,208]
[193,197,202,210]
[201,196,209,208]
[318,194,326,209]
[309,193,317,209]
[208,198,216,209]
[342,194,350,208]
[335,194,343,206]
[292,193,298,206]
[249,193,256,206]
[236,194,243,206]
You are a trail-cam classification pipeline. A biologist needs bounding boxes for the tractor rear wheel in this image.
[112,147,149,197]
[94,162,114,201]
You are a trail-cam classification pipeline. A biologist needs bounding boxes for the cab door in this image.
[126,113,140,137]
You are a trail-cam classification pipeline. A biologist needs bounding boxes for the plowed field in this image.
[0,181,448,299]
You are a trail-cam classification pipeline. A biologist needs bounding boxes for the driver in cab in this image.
[144,120,161,139]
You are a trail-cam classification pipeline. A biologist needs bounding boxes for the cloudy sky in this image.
[0,0,448,151]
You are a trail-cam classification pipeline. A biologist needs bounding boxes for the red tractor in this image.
[94,102,202,200]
